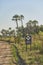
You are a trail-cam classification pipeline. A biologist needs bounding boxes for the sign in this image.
[25,35,32,44]
[25,35,32,51]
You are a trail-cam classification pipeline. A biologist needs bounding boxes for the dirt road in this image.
[0,41,12,65]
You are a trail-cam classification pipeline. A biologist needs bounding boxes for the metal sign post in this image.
[25,35,32,51]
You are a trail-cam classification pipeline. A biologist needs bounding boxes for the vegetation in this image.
[0,15,43,65]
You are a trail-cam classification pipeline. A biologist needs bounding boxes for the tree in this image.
[1,29,7,41]
[9,27,12,36]
[40,25,43,32]
[12,14,20,43]
[20,15,24,27]
[1,29,6,37]
[26,20,33,34]
[10,30,15,37]
[32,20,38,26]
[32,20,38,34]
[20,15,24,37]
[12,14,20,29]
[27,20,32,26]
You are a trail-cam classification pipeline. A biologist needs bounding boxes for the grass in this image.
[13,37,43,65]
[0,32,43,65]
[11,44,18,62]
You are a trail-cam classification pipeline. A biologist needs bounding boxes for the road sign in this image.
[25,35,32,44]
[25,35,32,51]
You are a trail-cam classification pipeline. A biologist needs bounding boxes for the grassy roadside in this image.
[11,44,18,63]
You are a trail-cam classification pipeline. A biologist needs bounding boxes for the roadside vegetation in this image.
[0,14,43,65]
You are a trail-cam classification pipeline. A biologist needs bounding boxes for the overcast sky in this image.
[0,0,43,30]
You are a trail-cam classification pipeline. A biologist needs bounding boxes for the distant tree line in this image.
[1,27,15,37]
[12,14,43,37]
[0,14,43,38]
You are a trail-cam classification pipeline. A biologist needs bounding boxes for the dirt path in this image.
[0,41,12,65]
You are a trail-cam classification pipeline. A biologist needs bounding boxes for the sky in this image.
[0,0,43,31]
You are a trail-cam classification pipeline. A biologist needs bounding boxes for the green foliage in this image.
[11,44,18,62]
[40,46,43,54]
[40,25,43,32]
[0,20,43,65]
